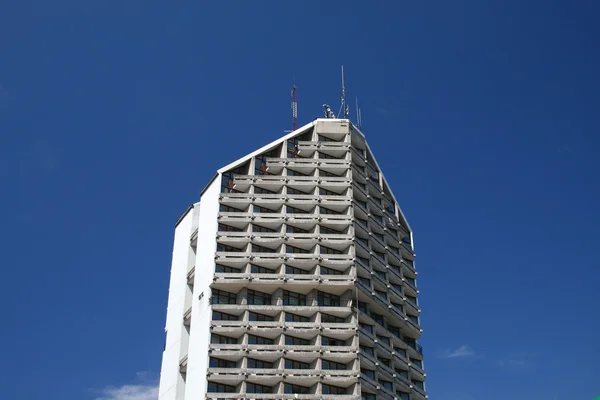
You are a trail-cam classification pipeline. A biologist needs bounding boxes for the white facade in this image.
[158,119,426,400]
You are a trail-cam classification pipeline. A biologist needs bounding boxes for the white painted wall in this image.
[184,176,221,400]
[158,205,199,400]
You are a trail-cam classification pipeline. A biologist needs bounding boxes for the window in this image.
[373,250,386,260]
[248,312,273,321]
[356,181,366,190]
[375,289,388,300]
[250,264,274,274]
[357,256,370,266]
[359,323,373,334]
[252,244,278,253]
[247,358,273,368]
[285,312,309,322]
[359,345,374,356]
[321,313,344,323]
[317,291,340,307]
[355,199,367,209]
[413,380,424,390]
[211,334,237,344]
[287,266,309,275]
[287,187,310,195]
[379,357,391,367]
[356,237,369,247]
[287,169,310,176]
[207,382,235,393]
[254,205,278,213]
[395,347,407,358]
[254,186,277,194]
[285,359,310,369]
[319,169,343,177]
[320,225,343,234]
[379,380,393,391]
[285,336,310,346]
[212,311,237,321]
[320,246,343,255]
[253,224,277,233]
[391,302,404,314]
[318,151,343,159]
[283,290,306,306]
[248,335,274,345]
[320,206,343,215]
[287,225,309,233]
[361,369,375,380]
[389,246,400,255]
[372,214,383,224]
[371,313,384,326]
[405,277,417,287]
[247,289,271,305]
[358,277,371,287]
[322,336,344,346]
[287,205,310,214]
[319,187,341,196]
[396,392,410,400]
[362,394,376,400]
[220,204,243,213]
[396,368,409,379]
[247,383,272,393]
[209,357,236,368]
[322,360,346,370]
[215,264,239,273]
[217,244,244,252]
[221,163,248,193]
[376,335,391,346]
[372,231,384,242]
[406,295,418,305]
[321,266,343,275]
[358,301,368,313]
[374,270,386,280]
[410,358,423,368]
[255,147,280,175]
[322,384,346,395]
[286,245,310,254]
[284,383,310,394]
[211,289,236,305]
[218,223,242,232]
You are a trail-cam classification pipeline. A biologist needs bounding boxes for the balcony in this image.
[190,228,198,247]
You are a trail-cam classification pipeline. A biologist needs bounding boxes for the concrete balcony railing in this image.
[297,140,351,151]
[190,228,198,246]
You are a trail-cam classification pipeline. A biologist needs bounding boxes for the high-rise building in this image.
[158,119,426,400]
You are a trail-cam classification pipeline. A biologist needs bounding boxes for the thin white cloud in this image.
[443,345,476,359]
[94,383,158,400]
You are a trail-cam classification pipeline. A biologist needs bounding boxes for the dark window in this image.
[209,357,236,368]
[322,336,345,346]
[379,380,393,391]
[255,147,280,175]
[247,383,272,393]
[215,264,240,273]
[322,360,346,370]
[287,205,310,214]
[320,206,343,214]
[360,345,374,356]
[396,392,410,400]
[362,393,376,400]
[286,245,310,254]
[371,313,384,326]
[358,277,371,287]
[320,246,343,255]
[212,311,237,321]
[287,169,310,176]
[317,291,340,307]
[396,368,409,379]
[248,335,274,345]
[250,264,275,274]
[379,357,391,367]
[356,181,367,190]
[285,359,310,369]
[211,334,237,344]
[207,382,235,393]
[410,358,423,368]
[220,204,243,213]
[216,244,244,252]
[357,256,370,266]
[252,244,278,253]
[372,232,384,241]
[284,383,310,394]
[318,151,343,159]
[211,289,236,305]
[287,187,310,195]
[319,187,342,196]
[355,199,368,209]
[319,169,343,177]
[361,369,375,380]
[406,295,418,305]
[287,225,310,233]
[285,336,310,346]
[247,358,273,369]
[221,163,248,193]
[218,223,242,232]
[375,289,388,300]
[254,186,277,194]
[285,312,309,322]
[321,266,343,275]
[253,224,277,233]
[253,205,278,213]
[321,313,344,323]
[358,301,368,313]
[248,312,273,321]
[320,225,343,234]
[389,326,401,339]
[359,323,373,334]
[376,335,391,345]
[247,289,271,305]
[395,347,407,358]
[287,266,309,275]
[413,380,424,390]
[283,290,307,306]
[322,384,346,395]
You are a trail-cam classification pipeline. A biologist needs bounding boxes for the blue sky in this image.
[1,1,599,399]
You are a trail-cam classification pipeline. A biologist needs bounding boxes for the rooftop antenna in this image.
[355,97,362,128]
[291,78,298,131]
[337,65,349,119]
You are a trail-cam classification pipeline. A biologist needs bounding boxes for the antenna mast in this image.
[339,65,349,119]
[291,79,298,131]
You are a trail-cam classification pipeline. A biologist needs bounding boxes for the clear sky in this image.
[1,1,599,400]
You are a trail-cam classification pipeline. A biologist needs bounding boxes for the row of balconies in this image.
[356,288,421,339]
[218,211,353,226]
[231,174,352,192]
[220,192,353,208]
[216,231,353,247]
[211,320,357,339]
